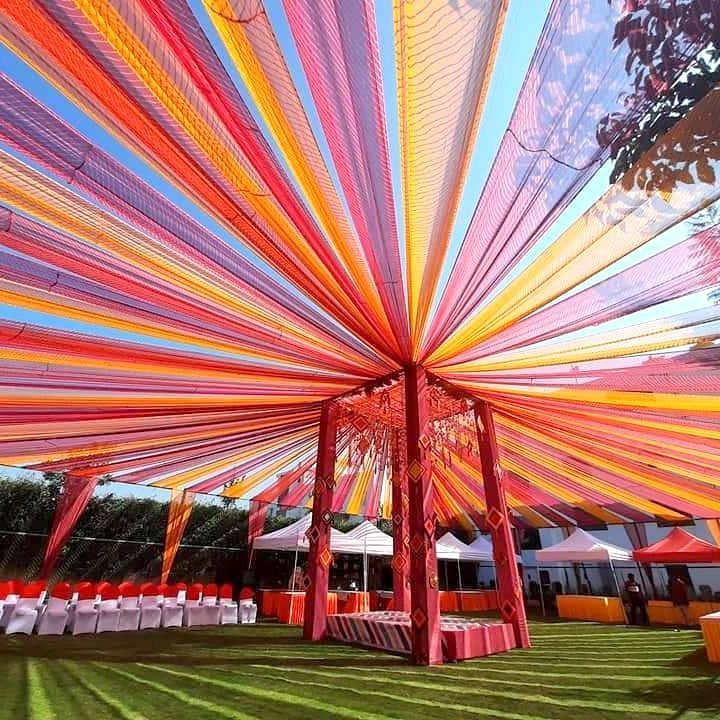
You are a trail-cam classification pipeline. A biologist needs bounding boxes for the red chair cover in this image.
[219,583,233,599]
[176,582,188,590]
[141,582,158,596]
[186,583,203,601]
[75,582,96,600]
[157,583,170,595]
[204,583,218,597]
[97,582,119,600]
[21,581,46,598]
[0,581,10,599]
[118,581,140,597]
[51,582,72,600]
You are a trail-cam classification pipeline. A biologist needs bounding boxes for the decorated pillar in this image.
[404,365,442,665]
[391,428,411,612]
[303,400,338,641]
[474,401,531,648]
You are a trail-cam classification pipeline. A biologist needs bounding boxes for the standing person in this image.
[624,573,648,625]
[669,575,691,626]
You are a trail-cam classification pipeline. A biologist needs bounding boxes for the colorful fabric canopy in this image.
[0,0,718,536]
[632,528,720,565]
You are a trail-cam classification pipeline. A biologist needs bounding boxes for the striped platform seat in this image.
[326,611,516,662]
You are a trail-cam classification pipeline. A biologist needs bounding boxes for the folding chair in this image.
[96,582,121,633]
[219,583,239,625]
[37,582,72,635]
[183,583,205,627]
[139,582,162,630]
[68,582,99,635]
[6,581,45,635]
[117,582,141,631]
[239,586,258,625]
[161,584,183,629]
[201,583,220,625]
[0,580,23,631]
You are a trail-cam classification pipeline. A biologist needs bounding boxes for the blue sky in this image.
[0,0,710,501]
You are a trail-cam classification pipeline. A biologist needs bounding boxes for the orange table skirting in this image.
[337,592,370,614]
[648,600,720,626]
[700,611,720,663]
[258,589,286,618]
[276,591,338,625]
[439,590,499,613]
[557,595,625,623]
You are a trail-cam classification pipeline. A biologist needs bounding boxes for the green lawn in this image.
[0,619,718,720]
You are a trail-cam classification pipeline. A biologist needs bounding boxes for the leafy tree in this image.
[598,0,720,188]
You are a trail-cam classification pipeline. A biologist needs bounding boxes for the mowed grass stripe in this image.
[219,664,559,720]
[136,663,397,720]
[242,662,675,716]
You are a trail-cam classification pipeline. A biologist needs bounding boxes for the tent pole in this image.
[537,566,546,618]
[363,535,368,611]
[609,558,628,625]
[289,538,299,624]
[457,559,463,591]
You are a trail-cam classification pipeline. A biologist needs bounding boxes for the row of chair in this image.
[0,580,257,635]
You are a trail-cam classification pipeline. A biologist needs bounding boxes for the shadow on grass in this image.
[0,626,404,669]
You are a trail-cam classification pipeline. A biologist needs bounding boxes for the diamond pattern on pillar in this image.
[393,512,403,528]
[302,574,312,590]
[352,415,369,433]
[321,509,333,525]
[487,507,504,530]
[418,434,431,450]
[423,516,435,537]
[305,525,320,545]
[411,607,427,628]
[407,459,423,482]
[391,553,407,572]
[410,533,425,556]
[320,472,335,489]
[501,600,517,620]
[319,547,332,568]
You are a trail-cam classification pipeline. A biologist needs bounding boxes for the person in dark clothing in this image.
[669,576,691,626]
[624,573,648,625]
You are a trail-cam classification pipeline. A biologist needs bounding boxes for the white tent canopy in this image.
[346,521,394,556]
[253,514,361,554]
[437,532,493,561]
[535,528,633,563]
[468,533,522,563]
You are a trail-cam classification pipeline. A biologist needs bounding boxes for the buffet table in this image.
[648,600,720,626]
[700,611,720,662]
[557,595,625,623]
[276,591,338,625]
[439,590,499,613]
[336,591,369,614]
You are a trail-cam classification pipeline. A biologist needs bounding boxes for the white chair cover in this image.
[183,597,205,627]
[139,594,162,630]
[201,592,220,626]
[118,595,141,632]
[96,598,121,633]
[0,593,19,630]
[68,598,98,635]
[5,597,40,635]
[37,596,70,636]
[161,595,183,629]
[239,599,257,624]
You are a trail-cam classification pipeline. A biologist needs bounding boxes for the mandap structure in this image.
[0,0,720,664]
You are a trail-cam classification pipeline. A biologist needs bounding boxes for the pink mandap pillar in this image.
[474,400,531,649]
[404,365,442,665]
[303,400,338,641]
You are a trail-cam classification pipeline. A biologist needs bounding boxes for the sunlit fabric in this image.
[0,0,718,532]
[161,489,194,584]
